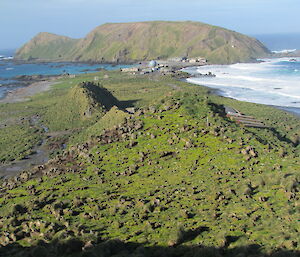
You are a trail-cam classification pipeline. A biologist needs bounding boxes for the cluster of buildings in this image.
[120,57,207,75]
[168,56,207,64]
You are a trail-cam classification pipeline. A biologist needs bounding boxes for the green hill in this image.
[42,81,120,131]
[0,80,300,256]
[15,21,270,64]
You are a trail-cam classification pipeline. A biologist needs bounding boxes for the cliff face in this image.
[15,21,270,64]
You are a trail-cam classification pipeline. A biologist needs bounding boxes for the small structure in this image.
[140,68,154,74]
[224,106,240,116]
[188,57,207,64]
[121,67,141,73]
[168,57,184,62]
[225,106,268,128]
[149,60,157,68]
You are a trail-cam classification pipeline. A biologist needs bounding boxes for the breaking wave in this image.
[184,58,300,108]
[272,49,297,54]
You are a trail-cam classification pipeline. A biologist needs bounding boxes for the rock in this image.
[150,134,156,139]
[258,196,268,202]
[11,204,27,215]
[241,149,248,155]
[149,106,157,113]
[82,240,94,251]
[159,151,174,158]
[0,235,10,246]
[249,149,258,157]
[185,140,193,148]
[128,141,138,148]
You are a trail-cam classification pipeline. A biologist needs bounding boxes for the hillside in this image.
[15,21,270,64]
[0,71,300,256]
[42,81,120,132]
[15,32,78,61]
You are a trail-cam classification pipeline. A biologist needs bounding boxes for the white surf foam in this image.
[272,49,297,54]
[184,58,300,108]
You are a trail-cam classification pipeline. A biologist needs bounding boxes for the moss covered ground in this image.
[0,71,299,257]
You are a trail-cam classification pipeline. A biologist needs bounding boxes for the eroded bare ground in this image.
[0,116,73,179]
[0,142,49,179]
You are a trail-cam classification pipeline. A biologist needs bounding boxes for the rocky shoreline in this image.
[0,78,58,104]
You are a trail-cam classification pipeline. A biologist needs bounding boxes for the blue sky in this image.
[1,0,300,49]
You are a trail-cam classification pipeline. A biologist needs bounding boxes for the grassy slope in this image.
[0,72,299,256]
[0,71,182,163]
[15,21,270,64]
[15,32,77,61]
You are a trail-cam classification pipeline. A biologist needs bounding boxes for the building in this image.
[120,67,141,73]
[188,57,207,64]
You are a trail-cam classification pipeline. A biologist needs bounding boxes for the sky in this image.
[1,0,300,50]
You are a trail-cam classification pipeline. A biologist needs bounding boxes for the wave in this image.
[272,49,297,54]
[214,74,290,83]
[0,56,14,60]
[185,58,300,108]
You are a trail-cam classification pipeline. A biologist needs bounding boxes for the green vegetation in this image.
[15,21,270,64]
[0,121,42,162]
[0,71,300,256]
[0,71,185,163]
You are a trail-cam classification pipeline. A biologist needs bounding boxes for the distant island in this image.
[15,21,270,64]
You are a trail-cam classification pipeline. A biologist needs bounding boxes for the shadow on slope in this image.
[42,81,138,131]
[1,238,299,257]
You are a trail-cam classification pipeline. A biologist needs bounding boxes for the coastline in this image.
[183,78,300,119]
[0,79,57,104]
[182,59,300,119]
[0,60,132,102]
[276,106,300,118]
[11,58,138,66]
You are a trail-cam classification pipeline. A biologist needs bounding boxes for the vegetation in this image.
[0,71,185,163]
[15,21,270,64]
[0,71,300,257]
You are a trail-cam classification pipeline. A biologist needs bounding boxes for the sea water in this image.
[0,50,132,99]
[185,58,300,115]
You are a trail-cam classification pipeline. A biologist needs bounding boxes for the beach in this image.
[0,79,57,104]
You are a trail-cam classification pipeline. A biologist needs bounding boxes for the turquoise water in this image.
[0,51,132,98]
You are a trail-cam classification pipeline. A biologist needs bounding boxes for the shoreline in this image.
[182,60,300,119]
[212,86,300,118]
[0,79,58,104]
[11,58,138,66]
[183,78,300,119]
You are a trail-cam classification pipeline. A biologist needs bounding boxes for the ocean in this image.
[185,58,300,116]
[0,50,132,99]
[255,33,300,52]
